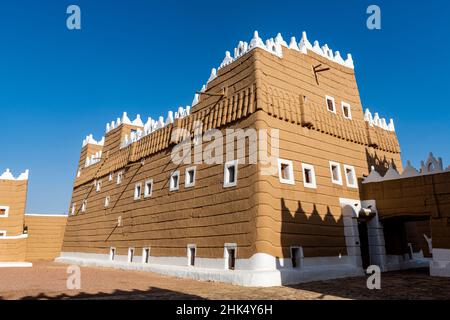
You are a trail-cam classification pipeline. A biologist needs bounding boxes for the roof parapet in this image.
[0,168,29,181]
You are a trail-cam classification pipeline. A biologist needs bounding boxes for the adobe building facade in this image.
[57,31,449,286]
[0,169,67,266]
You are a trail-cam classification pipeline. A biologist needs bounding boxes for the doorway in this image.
[358,220,371,269]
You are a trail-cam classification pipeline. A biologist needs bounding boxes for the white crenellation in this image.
[363,108,395,132]
[82,134,105,147]
[0,168,29,181]
[363,153,449,184]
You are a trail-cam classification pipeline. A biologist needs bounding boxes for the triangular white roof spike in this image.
[388,119,395,131]
[249,31,265,49]
[401,161,419,178]
[207,68,217,83]
[132,114,144,127]
[275,33,288,47]
[122,112,132,125]
[363,166,383,184]
[219,51,234,69]
[383,164,401,180]
[192,93,200,106]
[289,37,300,51]
[334,51,344,64]
[166,111,174,125]
[0,168,15,180]
[345,53,354,69]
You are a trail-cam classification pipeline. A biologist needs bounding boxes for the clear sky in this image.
[0,0,449,214]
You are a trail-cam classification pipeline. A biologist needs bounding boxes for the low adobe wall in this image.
[24,214,67,261]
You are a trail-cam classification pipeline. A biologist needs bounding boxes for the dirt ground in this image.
[0,262,449,300]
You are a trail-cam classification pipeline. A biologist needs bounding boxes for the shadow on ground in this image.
[288,268,450,300]
[0,287,206,300]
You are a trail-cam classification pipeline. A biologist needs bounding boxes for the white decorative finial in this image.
[298,31,312,53]
[249,31,265,49]
[207,68,217,83]
[122,112,131,125]
[289,37,300,51]
[219,51,234,69]
[345,53,354,69]
[192,93,200,106]
[132,114,144,127]
[275,33,288,47]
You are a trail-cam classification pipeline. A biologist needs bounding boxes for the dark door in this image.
[358,220,370,269]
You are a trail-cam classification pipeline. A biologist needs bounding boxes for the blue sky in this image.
[0,0,449,213]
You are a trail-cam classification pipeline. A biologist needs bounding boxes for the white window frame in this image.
[81,200,87,213]
[96,180,102,192]
[70,203,76,215]
[128,247,135,263]
[301,163,317,189]
[144,179,153,198]
[341,102,352,119]
[117,171,124,185]
[0,230,6,237]
[185,166,197,188]
[109,247,116,261]
[142,247,151,264]
[278,159,295,185]
[325,95,336,114]
[109,173,113,181]
[104,196,110,208]
[134,182,142,200]
[329,161,343,185]
[344,165,358,188]
[169,171,180,191]
[0,206,10,218]
[187,244,196,267]
[224,160,238,188]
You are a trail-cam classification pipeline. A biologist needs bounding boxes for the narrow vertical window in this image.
[170,171,180,191]
[342,102,352,119]
[185,167,196,188]
[134,183,142,200]
[104,196,110,208]
[344,165,358,188]
[128,248,135,263]
[142,248,150,264]
[144,179,153,198]
[188,245,196,266]
[110,247,116,261]
[81,200,87,213]
[329,161,343,185]
[302,164,317,189]
[278,159,295,185]
[224,160,238,188]
[326,96,336,113]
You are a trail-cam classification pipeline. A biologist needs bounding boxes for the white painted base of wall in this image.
[430,249,450,277]
[0,262,33,268]
[56,252,364,287]
[383,255,430,272]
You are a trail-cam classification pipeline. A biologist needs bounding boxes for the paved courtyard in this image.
[0,262,449,300]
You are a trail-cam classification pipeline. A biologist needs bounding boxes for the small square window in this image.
[144,179,153,198]
[342,102,352,119]
[104,196,110,208]
[278,159,295,185]
[329,161,343,185]
[302,163,317,189]
[134,183,142,200]
[117,171,124,185]
[96,180,102,192]
[170,171,180,191]
[81,200,87,213]
[344,165,358,188]
[185,167,196,188]
[224,160,238,188]
[326,96,336,113]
